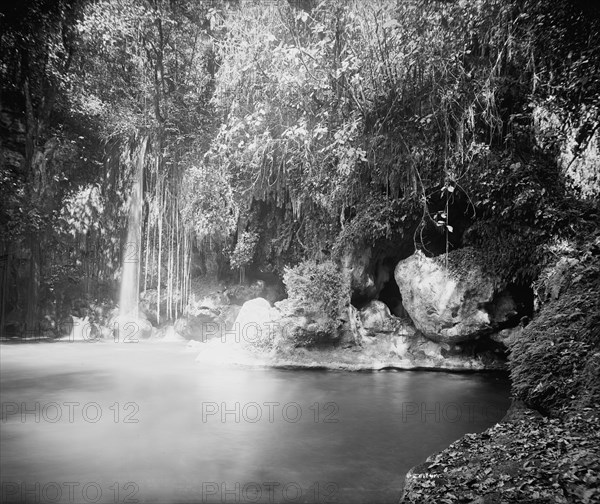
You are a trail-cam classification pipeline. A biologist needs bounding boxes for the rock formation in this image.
[395,248,517,344]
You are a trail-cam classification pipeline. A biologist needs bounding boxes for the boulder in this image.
[218,304,242,329]
[149,312,228,342]
[185,287,241,334]
[359,300,399,335]
[394,248,515,344]
[273,298,343,348]
[490,326,523,347]
[233,297,282,348]
[192,306,220,322]
[279,313,341,348]
[339,301,416,349]
[174,316,205,340]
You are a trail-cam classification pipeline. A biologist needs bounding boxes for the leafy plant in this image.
[229,231,259,270]
[281,259,350,346]
[283,259,349,319]
[510,251,600,416]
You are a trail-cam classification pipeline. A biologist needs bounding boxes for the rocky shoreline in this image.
[185,248,525,372]
[399,403,599,504]
[190,338,506,372]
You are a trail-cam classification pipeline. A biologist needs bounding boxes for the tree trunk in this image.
[25,236,41,336]
[156,176,163,325]
[23,77,52,336]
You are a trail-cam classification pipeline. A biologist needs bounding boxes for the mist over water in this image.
[0,343,510,504]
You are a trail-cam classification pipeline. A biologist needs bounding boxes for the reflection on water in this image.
[0,342,510,503]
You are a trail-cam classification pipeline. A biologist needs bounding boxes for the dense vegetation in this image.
[1,0,598,334]
[1,1,598,501]
[511,241,600,416]
[0,0,597,359]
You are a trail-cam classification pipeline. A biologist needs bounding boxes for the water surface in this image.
[0,342,510,503]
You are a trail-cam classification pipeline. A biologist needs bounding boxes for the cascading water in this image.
[119,138,147,318]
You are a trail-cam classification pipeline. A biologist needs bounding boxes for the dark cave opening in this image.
[506,282,535,320]
[349,254,410,317]
[378,276,405,317]
[350,292,371,310]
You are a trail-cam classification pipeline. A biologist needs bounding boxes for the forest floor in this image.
[400,404,600,504]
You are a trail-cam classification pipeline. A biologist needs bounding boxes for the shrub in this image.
[283,259,348,317]
[281,259,350,345]
[229,231,260,270]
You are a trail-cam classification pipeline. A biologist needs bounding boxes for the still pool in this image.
[0,342,510,503]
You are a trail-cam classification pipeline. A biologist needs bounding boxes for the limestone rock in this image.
[338,305,362,348]
[219,304,242,329]
[279,313,341,348]
[394,248,514,344]
[174,316,207,341]
[359,300,398,335]
[490,326,523,347]
[341,247,378,300]
[234,297,282,348]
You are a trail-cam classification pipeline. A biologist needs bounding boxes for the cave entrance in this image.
[506,282,535,319]
[350,293,371,310]
[378,276,405,318]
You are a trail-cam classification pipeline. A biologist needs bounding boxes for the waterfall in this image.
[119,138,147,317]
